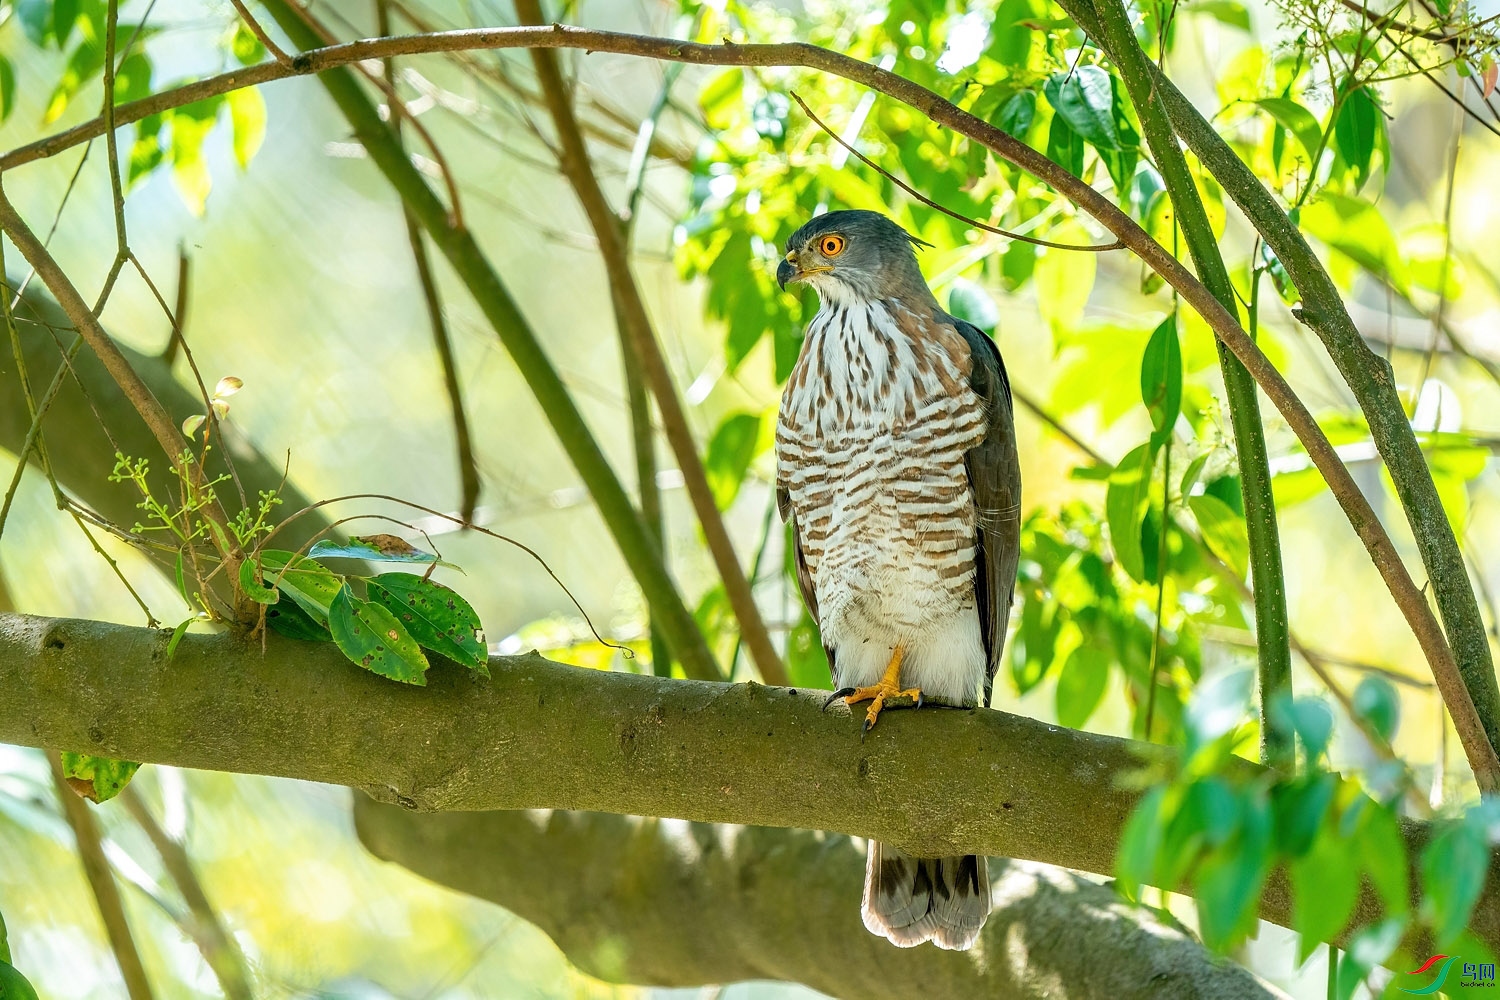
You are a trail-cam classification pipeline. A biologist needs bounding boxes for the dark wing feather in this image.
[950,319,1021,708]
[778,486,837,684]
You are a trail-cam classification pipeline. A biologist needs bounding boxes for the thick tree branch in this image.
[0,287,1280,998]
[0,25,1474,776]
[355,802,1289,1000]
[0,611,1493,957]
[515,0,786,684]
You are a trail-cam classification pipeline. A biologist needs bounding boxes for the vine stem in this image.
[515,0,786,685]
[1091,0,1293,770]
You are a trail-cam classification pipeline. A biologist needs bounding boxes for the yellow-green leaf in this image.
[1189,493,1249,578]
[59,753,141,803]
[227,87,266,170]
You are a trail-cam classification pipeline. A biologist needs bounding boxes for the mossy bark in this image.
[0,611,1492,960]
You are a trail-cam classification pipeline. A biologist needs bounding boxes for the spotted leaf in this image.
[368,573,487,676]
[328,585,428,685]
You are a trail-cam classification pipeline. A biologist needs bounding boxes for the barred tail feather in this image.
[861,842,990,951]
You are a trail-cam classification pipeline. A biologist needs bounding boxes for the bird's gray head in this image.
[777,210,935,306]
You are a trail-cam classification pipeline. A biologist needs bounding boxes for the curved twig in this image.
[789,92,1125,253]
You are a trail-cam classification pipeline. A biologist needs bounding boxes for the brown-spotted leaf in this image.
[328,584,428,685]
[368,573,488,676]
[60,753,141,803]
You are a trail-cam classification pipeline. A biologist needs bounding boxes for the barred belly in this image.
[777,297,988,705]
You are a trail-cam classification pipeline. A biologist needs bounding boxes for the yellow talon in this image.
[841,645,922,730]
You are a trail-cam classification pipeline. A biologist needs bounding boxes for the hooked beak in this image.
[777,252,831,292]
[776,256,797,291]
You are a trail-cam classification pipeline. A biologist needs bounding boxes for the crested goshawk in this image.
[775,209,1021,951]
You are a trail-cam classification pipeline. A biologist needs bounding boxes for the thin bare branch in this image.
[48,754,156,1000]
[378,0,481,523]
[790,92,1125,253]
[228,0,293,66]
[515,1,786,685]
[118,786,254,1000]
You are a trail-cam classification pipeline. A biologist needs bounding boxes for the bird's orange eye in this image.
[819,234,846,257]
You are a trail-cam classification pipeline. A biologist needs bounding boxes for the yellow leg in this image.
[841,645,922,730]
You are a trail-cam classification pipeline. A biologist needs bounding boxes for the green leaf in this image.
[0,959,40,1000]
[1106,443,1155,583]
[1045,113,1085,178]
[1187,494,1248,578]
[994,91,1036,138]
[52,0,79,48]
[947,279,999,333]
[168,97,225,216]
[1272,771,1336,855]
[1010,595,1059,694]
[328,585,429,685]
[226,87,267,170]
[264,598,329,642]
[1356,800,1409,915]
[237,557,280,604]
[258,549,342,625]
[307,537,442,565]
[1033,222,1095,330]
[1290,824,1360,962]
[1334,85,1379,189]
[1186,0,1250,30]
[1115,784,1168,898]
[704,412,762,509]
[128,114,166,188]
[1254,97,1324,168]
[1421,820,1488,946]
[1270,465,1327,508]
[1185,668,1254,749]
[113,52,152,105]
[1140,316,1182,445]
[1195,790,1272,949]
[1044,66,1124,151]
[1289,697,1334,759]
[44,31,105,124]
[173,547,192,605]
[0,57,15,123]
[785,607,831,690]
[368,573,488,676]
[1351,675,1399,742]
[17,0,53,46]
[59,753,141,803]
[165,616,196,661]
[1056,644,1108,728]
[0,903,8,964]
[231,21,266,65]
[697,68,743,129]
[1300,192,1410,295]
[1423,437,1488,529]
[987,0,1039,66]
[1337,917,1406,1000]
